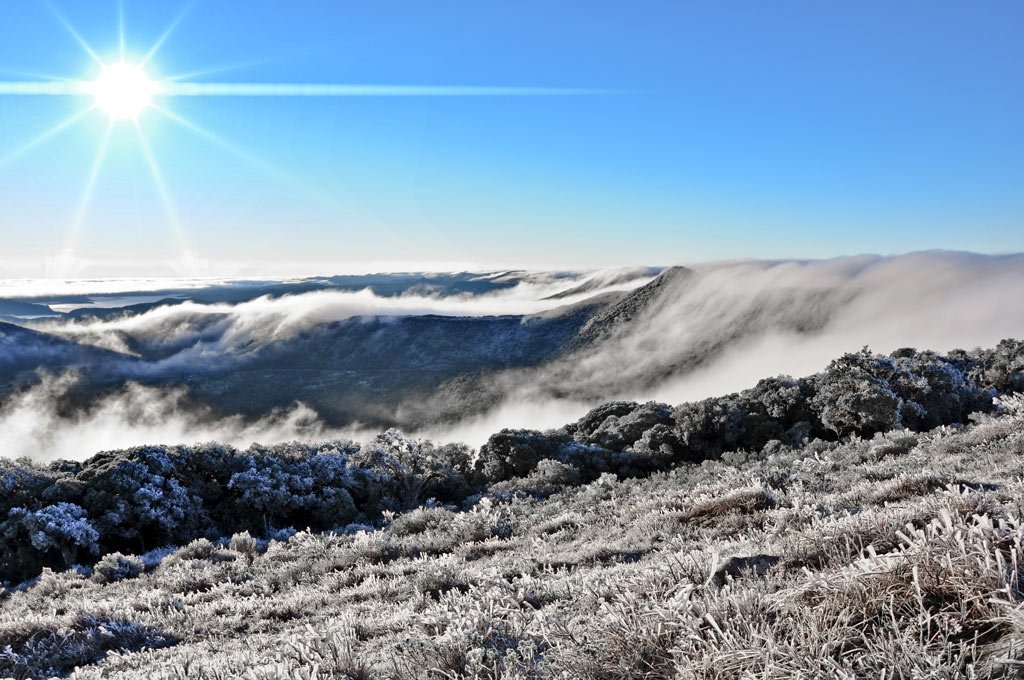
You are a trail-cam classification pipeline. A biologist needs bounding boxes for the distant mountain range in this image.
[0,269,661,427]
[0,264,859,429]
[3,253,1023,441]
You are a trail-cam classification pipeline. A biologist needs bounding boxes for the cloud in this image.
[0,373,372,462]
[28,270,657,362]
[574,252,1024,395]
[4,252,1024,456]
[446,252,1024,443]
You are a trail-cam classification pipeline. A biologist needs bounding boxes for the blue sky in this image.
[0,1,1021,276]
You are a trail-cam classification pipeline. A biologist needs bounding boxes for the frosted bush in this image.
[0,503,99,579]
[92,552,144,583]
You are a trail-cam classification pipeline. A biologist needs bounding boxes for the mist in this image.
[3,252,1024,459]
[432,252,1024,443]
[0,372,374,462]
[27,269,657,362]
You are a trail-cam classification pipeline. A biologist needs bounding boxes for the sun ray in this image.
[162,55,285,83]
[0,105,94,167]
[0,81,83,95]
[0,68,77,82]
[154,104,315,193]
[162,83,608,97]
[65,121,113,251]
[0,9,610,267]
[153,104,406,247]
[142,0,198,66]
[40,0,104,66]
[118,0,126,60]
[133,120,189,250]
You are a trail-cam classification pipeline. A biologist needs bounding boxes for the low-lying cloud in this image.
[443,251,1024,439]
[3,252,1024,459]
[29,269,657,362]
[0,373,372,462]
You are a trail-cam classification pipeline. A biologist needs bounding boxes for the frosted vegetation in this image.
[1,340,1023,678]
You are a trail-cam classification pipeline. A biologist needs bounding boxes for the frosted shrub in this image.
[77,447,208,546]
[492,459,581,497]
[811,350,908,436]
[477,428,566,482]
[227,452,358,531]
[228,531,260,562]
[92,552,144,583]
[0,502,99,581]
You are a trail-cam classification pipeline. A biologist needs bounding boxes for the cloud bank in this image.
[28,269,657,361]
[441,251,1024,440]
[3,252,1024,458]
[0,373,372,463]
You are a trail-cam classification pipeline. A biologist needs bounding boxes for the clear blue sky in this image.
[0,1,1021,276]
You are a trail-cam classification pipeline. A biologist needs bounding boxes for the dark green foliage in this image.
[811,350,906,436]
[577,401,675,452]
[76,447,211,550]
[0,503,99,582]
[491,459,582,497]
[972,338,1024,394]
[477,429,569,482]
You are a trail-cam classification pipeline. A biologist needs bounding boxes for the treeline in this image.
[2,339,1023,584]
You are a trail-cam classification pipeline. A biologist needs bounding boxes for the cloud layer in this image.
[3,252,1024,458]
[443,251,1024,439]
[29,269,657,361]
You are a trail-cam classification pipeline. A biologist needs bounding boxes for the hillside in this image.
[2,340,1024,677]
[184,299,616,426]
[4,254,1023,443]
[0,322,135,392]
[0,271,643,430]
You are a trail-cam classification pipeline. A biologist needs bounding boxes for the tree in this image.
[811,349,904,437]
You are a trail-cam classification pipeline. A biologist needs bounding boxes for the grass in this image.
[2,404,1024,678]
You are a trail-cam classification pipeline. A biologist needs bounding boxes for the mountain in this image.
[0,299,58,319]
[0,270,655,428]
[0,322,131,388]
[4,253,1022,440]
[176,295,618,425]
[567,265,692,348]
[541,266,662,300]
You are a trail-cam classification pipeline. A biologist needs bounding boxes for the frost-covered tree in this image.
[572,401,675,452]
[227,447,358,531]
[476,429,567,483]
[77,447,208,549]
[811,349,905,437]
[348,430,474,512]
[0,502,99,581]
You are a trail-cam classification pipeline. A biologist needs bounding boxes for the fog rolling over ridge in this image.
[554,251,1024,402]
[0,251,1022,460]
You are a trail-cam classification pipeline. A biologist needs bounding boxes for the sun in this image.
[86,62,159,121]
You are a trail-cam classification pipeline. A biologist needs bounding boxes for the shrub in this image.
[573,401,675,452]
[811,349,906,437]
[492,459,582,497]
[76,447,209,550]
[92,552,144,584]
[476,429,567,482]
[228,531,260,562]
[0,503,99,582]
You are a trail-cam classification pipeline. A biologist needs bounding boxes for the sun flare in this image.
[0,1,585,276]
[85,62,159,121]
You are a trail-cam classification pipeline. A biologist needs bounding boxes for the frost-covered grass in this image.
[3,402,1024,678]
